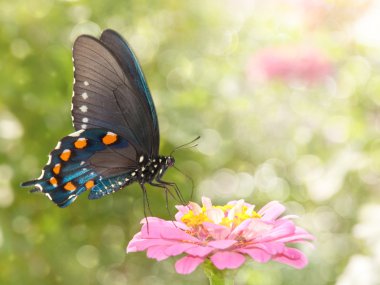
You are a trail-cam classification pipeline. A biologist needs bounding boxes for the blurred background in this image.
[1,0,380,284]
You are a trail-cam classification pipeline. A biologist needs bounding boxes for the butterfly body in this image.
[22,29,180,207]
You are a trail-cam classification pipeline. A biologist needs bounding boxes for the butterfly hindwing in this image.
[72,32,159,157]
[21,129,138,207]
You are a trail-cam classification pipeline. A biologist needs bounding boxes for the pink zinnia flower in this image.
[247,46,333,83]
[127,197,314,274]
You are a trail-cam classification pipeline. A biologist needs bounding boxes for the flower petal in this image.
[202,197,213,209]
[141,223,197,242]
[185,246,214,257]
[146,245,170,261]
[272,247,308,269]
[202,222,231,240]
[237,248,271,263]
[208,239,237,249]
[189,202,202,215]
[175,256,204,274]
[258,201,286,221]
[164,243,197,256]
[127,238,174,252]
[228,199,245,220]
[210,251,245,270]
[206,208,224,224]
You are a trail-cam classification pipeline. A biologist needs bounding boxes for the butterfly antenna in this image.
[173,166,195,201]
[170,136,200,156]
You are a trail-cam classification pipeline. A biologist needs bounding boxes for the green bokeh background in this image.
[1,0,380,284]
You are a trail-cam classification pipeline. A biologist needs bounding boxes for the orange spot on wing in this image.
[102,132,118,145]
[74,138,87,149]
[49,177,58,187]
[64,182,76,191]
[85,180,94,190]
[53,163,61,175]
[60,149,71,161]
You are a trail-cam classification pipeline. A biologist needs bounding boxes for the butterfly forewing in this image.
[72,34,158,157]
[99,29,159,155]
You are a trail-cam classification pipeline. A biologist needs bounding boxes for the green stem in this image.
[202,260,235,285]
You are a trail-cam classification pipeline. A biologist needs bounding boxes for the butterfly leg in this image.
[148,181,176,220]
[140,183,153,217]
[153,178,187,205]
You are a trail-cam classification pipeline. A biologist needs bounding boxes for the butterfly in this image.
[21,29,183,208]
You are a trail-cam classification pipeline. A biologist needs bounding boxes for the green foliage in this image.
[1,0,380,284]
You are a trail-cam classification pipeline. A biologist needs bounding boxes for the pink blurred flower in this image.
[127,197,314,274]
[247,46,333,83]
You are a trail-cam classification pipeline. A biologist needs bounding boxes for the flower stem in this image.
[202,260,235,285]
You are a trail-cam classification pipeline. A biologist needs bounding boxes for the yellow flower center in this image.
[181,204,261,228]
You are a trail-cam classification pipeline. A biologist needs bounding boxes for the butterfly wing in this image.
[71,31,159,157]
[21,129,138,207]
[99,29,159,155]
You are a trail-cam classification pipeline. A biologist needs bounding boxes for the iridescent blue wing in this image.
[100,29,159,154]
[71,31,159,157]
[21,129,138,207]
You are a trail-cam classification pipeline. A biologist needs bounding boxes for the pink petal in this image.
[227,199,244,220]
[141,223,197,242]
[146,245,170,261]
[175,206,193,222]
[201,197,213,209]
[272,247,308,269]
[202,222,231,240]
[185,246,214,257]
[164,243,197,256]
[210,251,245,270]
[252,220,295,242]
[208,240,237,249]
[175,256,205,274]
[228,219,252,239]
[243,219,273,240]
[237,248,271,263]
[189,202,202,215]
[246,242,285,255]
[258,201,286,221]
[127,238,174,252]
[206,208,224,224]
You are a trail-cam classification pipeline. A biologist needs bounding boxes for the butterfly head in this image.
[166,156,175,167]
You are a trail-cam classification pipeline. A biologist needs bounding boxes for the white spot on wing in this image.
[82,92,88,100]
[81,124,87,129]
[131,172,136,177]
[139,155,144,163]
[118,181,122,185]
[37,170,45,180]
[68,194,77,202]
[80,105,88,113]
[80,161,85,166]
[35,184,43,191]
[47,155,52,165]
[45,193,52,200]
[71,103,74,111]
[72,91,75,98]
[55,141,61,149]
[69,130,84,137]
[82,117,88,123]
[84,81,89,86]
